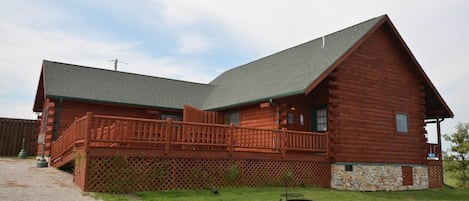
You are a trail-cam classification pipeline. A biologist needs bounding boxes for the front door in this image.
[311,105,327,132]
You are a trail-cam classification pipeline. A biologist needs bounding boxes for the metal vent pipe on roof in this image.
[322,36,325,48]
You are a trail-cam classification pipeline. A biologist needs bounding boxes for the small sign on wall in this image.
[259,102,271,108]
[37,134,45,143]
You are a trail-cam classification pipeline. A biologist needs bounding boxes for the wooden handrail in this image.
[50,114,89,166]
[51,114,328,166]
[93,114,232,128]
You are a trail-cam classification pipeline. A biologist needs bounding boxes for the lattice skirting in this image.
[84,156,330,193]
[428,164,442,188]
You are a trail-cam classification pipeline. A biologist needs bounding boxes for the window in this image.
[226,111,240,126]
[288,113,294,125]
[396,113,408,133]
[345,165,353,172]
[300,114,304,126]
[161,114,182,121]
[312,105,327,132]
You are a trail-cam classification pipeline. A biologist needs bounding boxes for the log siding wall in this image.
[329,24,427,164]
[37,98,56,156]
[228,80,329,132]
[239,105,276,130]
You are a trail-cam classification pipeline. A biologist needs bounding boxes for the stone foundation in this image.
[331,163,428,191]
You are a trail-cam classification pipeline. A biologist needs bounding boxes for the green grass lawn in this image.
[94,186,469,201]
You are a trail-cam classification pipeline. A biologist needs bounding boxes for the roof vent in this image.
[322,36,325,48]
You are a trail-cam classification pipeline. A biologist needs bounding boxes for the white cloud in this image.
[0,1,70,28]
[157,0,387,55]
[157,0,203,26]
[176,32,213,54]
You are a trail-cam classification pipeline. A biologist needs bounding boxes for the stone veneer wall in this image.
[331,163,428,191]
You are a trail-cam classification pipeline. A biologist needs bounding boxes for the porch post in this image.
[436,114,444,187]
[85,112,93,152]
[326,132,330,160]
[164,118,172,155]
[228,123,235,156]
[82,112,93,191]
[281,128,287,158]
[436,115,442,161]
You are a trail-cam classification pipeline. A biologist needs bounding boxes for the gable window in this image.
[396,113,408,133]
[226,111,240,126]
[161,114,182,121]
[312,105,327,132]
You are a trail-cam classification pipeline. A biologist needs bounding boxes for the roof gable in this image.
[310,15,453,118]
[383,17,454,118]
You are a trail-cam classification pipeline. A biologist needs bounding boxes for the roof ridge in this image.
[325,15,387,38]
[42,60,211,86]
[209,15,387,84]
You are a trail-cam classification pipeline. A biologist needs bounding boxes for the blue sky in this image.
[1,0,468,151]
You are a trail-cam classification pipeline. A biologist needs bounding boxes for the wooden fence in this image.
[183,104,224,124]
[51,113,328,167]
[0,117,39,156]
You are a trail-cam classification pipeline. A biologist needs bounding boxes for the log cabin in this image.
[33,15,453,192]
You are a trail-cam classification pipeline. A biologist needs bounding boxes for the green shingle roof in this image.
[202,15,385,110]
[35,15,387,111]
[41,60,214,110]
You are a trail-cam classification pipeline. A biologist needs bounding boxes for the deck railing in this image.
[51,113,328,165]
[427,143,440,160]
[50,115,88,164]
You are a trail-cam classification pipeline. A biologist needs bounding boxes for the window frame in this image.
[312,104,328,132]
[287,113,294,125]
[395,112,409,134]
[225,111,240,126]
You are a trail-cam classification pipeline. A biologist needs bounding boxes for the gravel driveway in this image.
[0,158,98,201]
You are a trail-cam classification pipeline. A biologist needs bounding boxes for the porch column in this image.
[436,114,444,187]
[436,115,442,161]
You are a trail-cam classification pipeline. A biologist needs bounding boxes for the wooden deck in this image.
[50,112,329,168]
[49,112,443,191]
